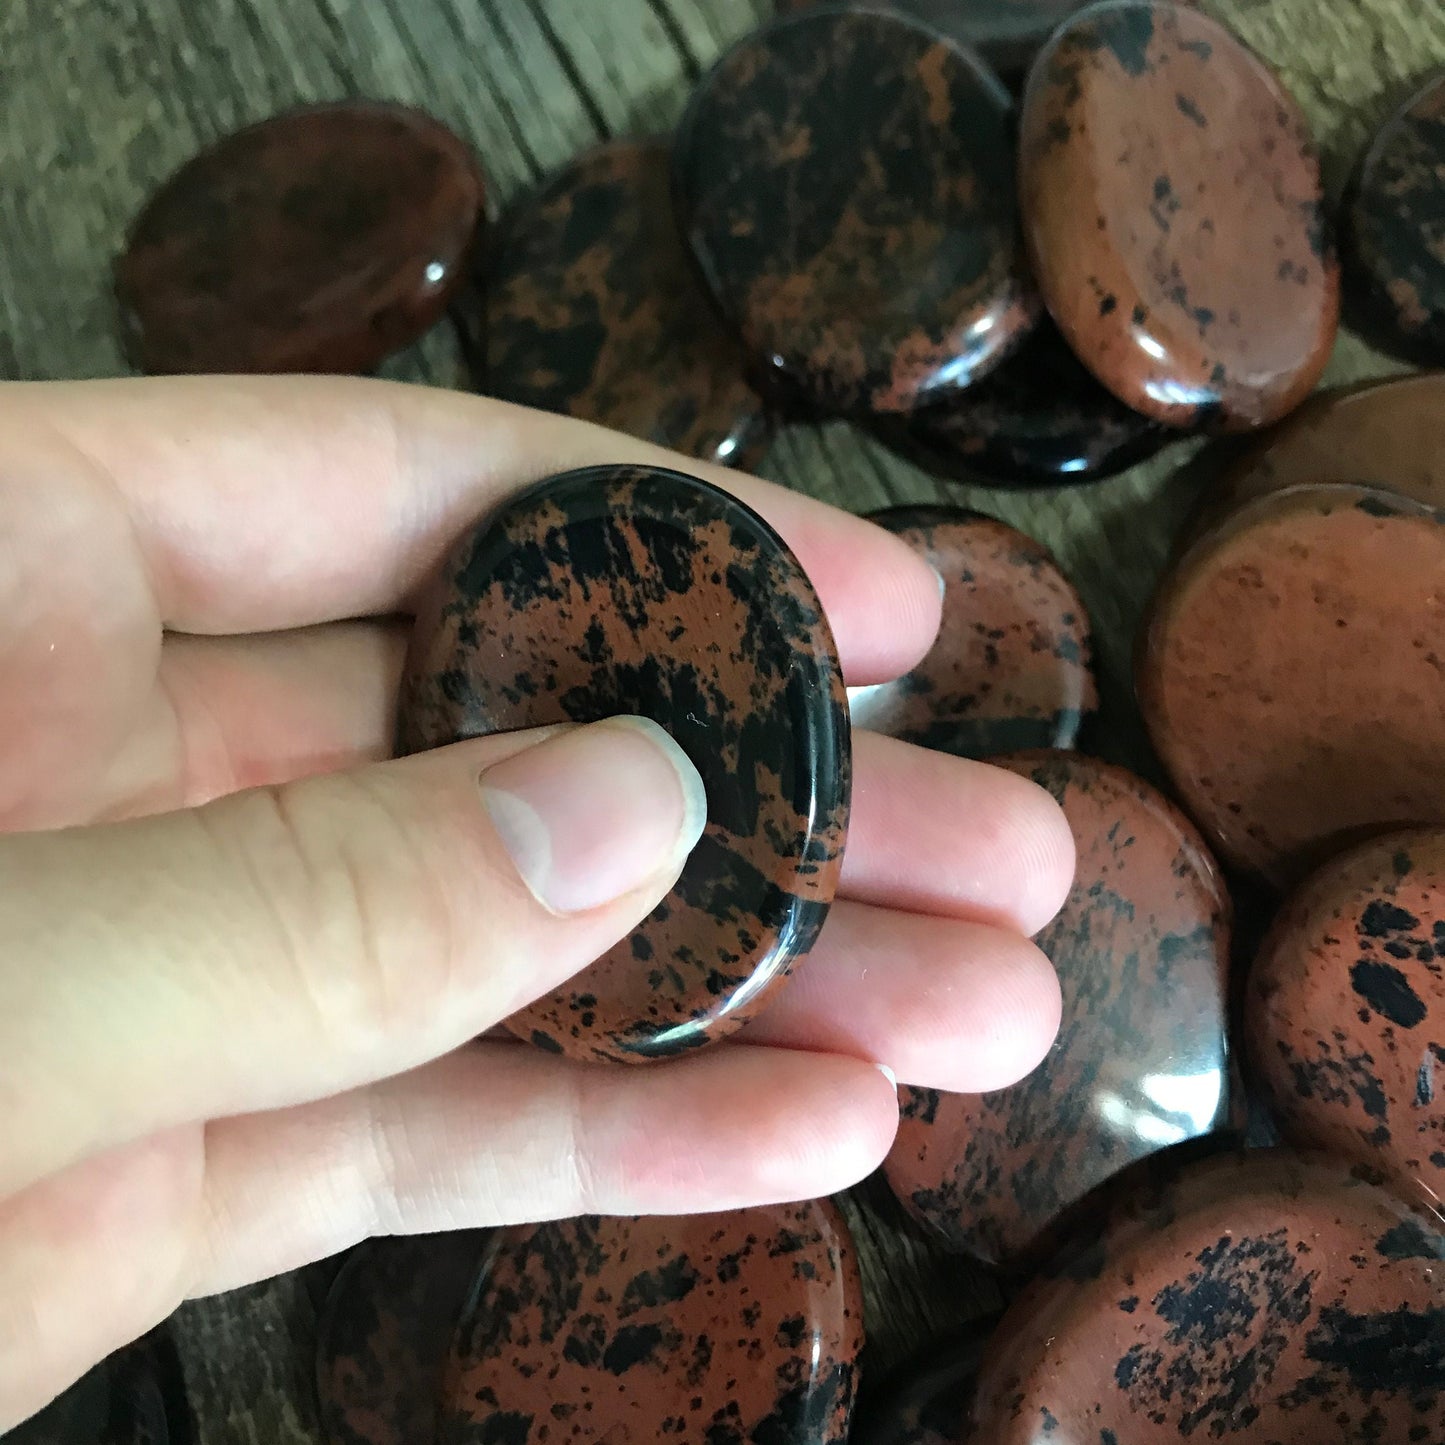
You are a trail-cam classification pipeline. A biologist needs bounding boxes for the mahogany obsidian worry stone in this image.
[851,508,1097,757]
[964,1150,1445,1444]
[1139,482,1445,889]
[872,322,1169,486]
[1345,71,1445,366]
[1188,372,1445,546]
[1019,0,1338,430]
[9,1329,188,1445]
[439,1203,864,1445]
[674,7,1038,419]
[852,1324,997,1445]
[884,750,1231,1269]
[397,464,850,1063]
[316,1231,491,1445]
[1246,828,1445,1209]
[115,101,485,374]
[474,140,769,468]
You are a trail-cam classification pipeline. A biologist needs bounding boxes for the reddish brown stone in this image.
[473,141,769,468]
[1019,1,1338,430]
[1139,483,1445,887]
[316,1232,491,1445]
[1247,828,1445,1209]
[440,1203,864,1444]
[966,1150,1445,1443]
[884,751,1231,1269]
[675,7,1038,419]
[854,508,1097,757]
[1344,71,1445,366]
[115,102,486,374]
[396,465,850,1063]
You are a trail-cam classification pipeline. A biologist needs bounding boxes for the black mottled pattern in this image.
[854,508,1098,758]
[440,1204,863,1444]
[675,7,1038,419]
[471,140,769,468]
[316,1232,493,1445]
[1345,71,1445,365]
[872,321,1168,487]
[885,752,1231,1269]
[397,465,851,1063]
[968,1150,1445,1443]
[1248,827,1445,1200]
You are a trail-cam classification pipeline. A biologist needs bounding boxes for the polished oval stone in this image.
[1247,828,1445,1210]
[850,508,1097,756]
[317,1232,492,1445]
[474,140,769,468]
[115,102,486,374]
[1139,482,1445,887]
[872,321,1169,486]
[439,1203,863,1444]
[1019,0,1338,430]
[966,1150,1445,1444]
[675,8,1038,418]
[397,464,851,1062]
[1188,373,1445,545]
[853,1325,996,1445]
[884,750,1231,1268]
[1345,72,1445,366]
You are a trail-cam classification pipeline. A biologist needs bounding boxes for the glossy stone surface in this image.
[10,1330,187,1445]
[853,1325,996,1445]
[474,141,769,468]
[1247,827,1445,1211]
[1190,373,1445,544]
[1345,72,1445,365]
[675,8,1038,419]
[884,750,1231,1268]
[1140,482,1445,887]
[851,508,1097,756]
[965,1150,1445,1443]
[1019,1,1338,430]
[115,102,485,374]
[397,464,851,1062]
[317,1232,491,1445]
[440,1202,863,1444]
[873,321,1168,486]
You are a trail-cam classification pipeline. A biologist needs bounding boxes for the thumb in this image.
[0,716,705,1198]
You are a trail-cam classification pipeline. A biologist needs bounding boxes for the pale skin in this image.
[0,376,1074,1430]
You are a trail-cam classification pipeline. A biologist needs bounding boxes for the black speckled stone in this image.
[469,140,770,468]
[396,464,851,1063]
[675,7,1038,419]
[872,322,1168,486]
[440,1204,864,1444]
[1345,71,1445,366]
[316,1232,492,1445]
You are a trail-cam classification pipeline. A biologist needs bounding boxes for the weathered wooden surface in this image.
[2,0,1444,1439]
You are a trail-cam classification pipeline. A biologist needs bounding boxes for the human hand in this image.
[0,377,1071,1428]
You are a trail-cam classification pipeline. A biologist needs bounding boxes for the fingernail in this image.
[480,717,707,915]
[931,564,947,601]
[876,1063,899,1093]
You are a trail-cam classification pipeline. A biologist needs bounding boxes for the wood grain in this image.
[1,0,1443,1439]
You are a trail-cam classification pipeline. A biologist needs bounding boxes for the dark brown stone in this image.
[115,102,486,374]
[675,7,1038,419]
[853,508,1097,757]
[440,1203,863,1444]
[396,464,851,1063]
[1345,71,1445,366]
[966,1150,1445,1443]
[1247,828,1445,1208]
[1019,1,1338,430]
[853,1324,997,1445]
[1139,482,1445,888]
[471,140,769,468]
[316,1232,491,1445]
[884,751,1232,1269]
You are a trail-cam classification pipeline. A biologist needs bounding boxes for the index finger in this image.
[0,376,940,685]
